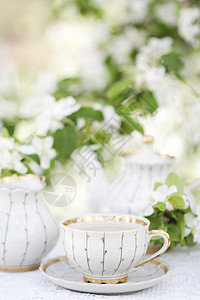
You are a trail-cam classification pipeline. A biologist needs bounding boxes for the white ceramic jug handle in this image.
[136,230,170,268]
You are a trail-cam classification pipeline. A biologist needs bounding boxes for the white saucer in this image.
[40,256,169,294]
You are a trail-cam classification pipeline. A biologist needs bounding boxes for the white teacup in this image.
[61,214,170,284]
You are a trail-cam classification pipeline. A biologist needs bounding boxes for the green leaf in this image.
[161,53,184,74]
[74,0,103,17]
[2,119,15,136]
[136,91,158,115]
[153,202,166,212]
[167,223,181,242]
[71,107,104,122]
[168,194,185,209]
[54,77,80,99]
[120,116,144,135]
[1,128,10,138]
[105,55,121,82]
[95,130,111,146]
[176,212,185,242]
[185,233,196,247]
[165,172,184,193]
[28,154,40,164]
[154,182,163,190]
[107,78,134,106]
[1,169,13,177]
[147,212,164,231]
[54,125,79,159]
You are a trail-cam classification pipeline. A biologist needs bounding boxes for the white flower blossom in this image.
[130,187,157,216]
[3,151,28,174]
[35,96,80,135]
[155,2,178,26]
[126,0,151,24]
[178,7,200,46]
[93,103,121,129]
[151,184,177,204]
[33,72,57,96]
[107,28,146,64]
[185,206,200,243]
[0,137,27,174]
[19,136,56,170]
[136,37,173,66]
[135,37,175,105]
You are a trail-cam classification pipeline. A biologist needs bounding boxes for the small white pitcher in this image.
[0,175,59,272]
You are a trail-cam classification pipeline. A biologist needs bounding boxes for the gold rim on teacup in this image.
[63,215,148,229]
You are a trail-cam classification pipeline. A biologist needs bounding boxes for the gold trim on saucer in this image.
[151,260,168,273]
[63,215,147,227]
[42,256,168,284]
[0,264,40,272]
[83,275,127,284]
[43,257,67,272]
[0,174,45,185]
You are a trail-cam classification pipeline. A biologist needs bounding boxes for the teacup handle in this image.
[136,230,170,268]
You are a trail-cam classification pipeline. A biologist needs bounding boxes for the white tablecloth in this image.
[1,239,200,300]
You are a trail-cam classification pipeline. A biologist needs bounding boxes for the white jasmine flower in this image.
[185,206,200,243]
[0,137,15,150]
[32,137,56,169]
[135,37,174,105]
[155,2,178,26]
[34,72,57,96]
[76,118,86,130]
[178,7,200,46]
[137,37,172,67]
[0,137,27,174]
[150,184,187,212]
[152,183,177,199]
[93,103,121,129]
[135,37,172,85]
[35,96,80,135]
[28,161,43,175]
[21,95,53,118]
[20,136,56,170]
[4,151,28,174]
[130,187,156,216]
[126,0,151,23]
[108,28,146,64]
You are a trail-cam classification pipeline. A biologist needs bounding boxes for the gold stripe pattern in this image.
[112,232,124,275]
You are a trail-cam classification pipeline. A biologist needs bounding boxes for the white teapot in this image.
[87,136,175,214]
[0,175,59,272]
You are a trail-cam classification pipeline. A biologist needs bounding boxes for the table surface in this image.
[1,238,200,300]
